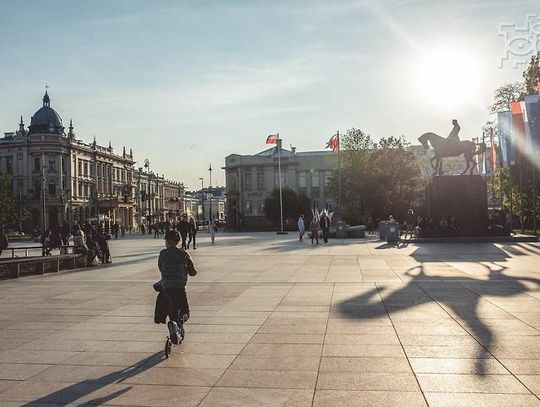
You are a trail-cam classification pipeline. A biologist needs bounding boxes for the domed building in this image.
[0,92,137,232]
[28,92,64,135]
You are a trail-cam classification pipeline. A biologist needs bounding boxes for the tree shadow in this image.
[20,351,164,406]
[337,246,540,376]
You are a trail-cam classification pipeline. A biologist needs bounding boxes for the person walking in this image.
[297,214,305,241]
[187,217,197,249]
[310,218,320,245]
[177,215,190,249]
[367,216,374,235]
[209,220,217,245]
[320,212,331,244]
[141,223,146,235]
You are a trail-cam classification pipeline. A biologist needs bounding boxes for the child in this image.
[158,230,197,344]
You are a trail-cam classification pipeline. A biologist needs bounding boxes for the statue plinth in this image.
[426,175,488,236]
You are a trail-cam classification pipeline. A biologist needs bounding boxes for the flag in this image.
[511,101,526,163]
[266,134,279,144]
[325,133,339,153]
[490,127,497,172]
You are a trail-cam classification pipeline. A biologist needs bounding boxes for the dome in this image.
[28,92,64,135]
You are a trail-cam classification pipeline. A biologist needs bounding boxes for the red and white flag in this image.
[325,133,339,153]
[266,134,280,145]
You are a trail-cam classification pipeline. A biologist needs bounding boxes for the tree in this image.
[327,129,423,224]
[0,174,18,229]
[489,82,525,113]
[363,143,422,220]
[263,188,311,227]
[377,136,409,149]
[523,52,540,95]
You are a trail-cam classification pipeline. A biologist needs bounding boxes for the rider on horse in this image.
[447,119,460,142]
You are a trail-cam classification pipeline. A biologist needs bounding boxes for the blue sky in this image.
[0,0,537,188]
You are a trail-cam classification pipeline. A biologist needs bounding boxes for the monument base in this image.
[422,175,505,237]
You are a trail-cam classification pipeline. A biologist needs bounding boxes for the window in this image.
[311,171,320,198]
[245,200,252,214]
[48,156,56,172]
[48,183,56,195]
[90,163,95,177]
[298,171,307,195]
[257,168,265,190]
[245,168,253,191]
[84,162,88,176]
[258,200,264,214]
[78,160,82,175]
[78,183,83,197]
[61,157,66,173]
[6,156,13,174]
[34,157,40,172]
[34,181,41,199]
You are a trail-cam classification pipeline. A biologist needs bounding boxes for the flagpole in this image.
[337,130,341,221]
[277,134,284,233]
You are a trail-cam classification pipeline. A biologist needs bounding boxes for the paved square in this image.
[1,233,540,406]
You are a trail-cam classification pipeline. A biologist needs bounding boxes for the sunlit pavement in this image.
[1,232,540,406]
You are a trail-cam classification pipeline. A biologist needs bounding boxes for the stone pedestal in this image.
[427,175,488,236]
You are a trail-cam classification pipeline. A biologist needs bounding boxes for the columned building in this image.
[224,146,338,230]
[0,92,136,231]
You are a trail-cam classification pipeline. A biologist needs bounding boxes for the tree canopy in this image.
[328,131,423,224]
[264,187,311,227]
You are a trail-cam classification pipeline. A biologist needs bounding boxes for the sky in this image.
[0,0,537,189]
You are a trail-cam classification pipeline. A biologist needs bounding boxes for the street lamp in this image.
[144,159,151,226]
[208,163,213,222]
[199,177,204,221]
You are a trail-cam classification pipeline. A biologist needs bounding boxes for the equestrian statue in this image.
[418,119,486,176]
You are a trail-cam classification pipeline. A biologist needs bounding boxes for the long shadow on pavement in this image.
[20,352,164,406]
[337,244,540,376]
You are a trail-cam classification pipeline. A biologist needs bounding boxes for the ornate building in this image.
[0,92,136,231]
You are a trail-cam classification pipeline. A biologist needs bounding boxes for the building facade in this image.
[0,92,136,231]
[224,146,338,230]
[133,169,185,226]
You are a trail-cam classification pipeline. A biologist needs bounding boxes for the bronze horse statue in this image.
[418,132,486,176]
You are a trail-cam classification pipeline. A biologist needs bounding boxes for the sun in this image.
[410,45,484,109]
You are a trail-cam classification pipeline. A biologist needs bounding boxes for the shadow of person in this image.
[337,260,540,376]
[20,352,163,406]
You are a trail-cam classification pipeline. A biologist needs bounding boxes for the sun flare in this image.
[411,46,484,109]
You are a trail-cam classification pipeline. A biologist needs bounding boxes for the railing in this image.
[1,245,76,259]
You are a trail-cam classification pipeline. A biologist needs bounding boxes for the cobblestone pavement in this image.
[1,232,540,406]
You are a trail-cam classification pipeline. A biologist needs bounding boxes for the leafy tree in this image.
[264,187,311,227]
[489,82,525,113]
[377,135,409,149]
[327,129,423,224]
[523,52,540,95]
[0,174,18,229]
[363,143,422,220]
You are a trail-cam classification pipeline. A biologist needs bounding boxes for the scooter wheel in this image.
[164,337,172,358]
[179,327,185,343]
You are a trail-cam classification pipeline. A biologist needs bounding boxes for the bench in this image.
[0,253,86,279]
[2,245,76,259]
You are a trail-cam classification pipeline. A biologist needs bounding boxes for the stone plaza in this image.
[0,233,540,406]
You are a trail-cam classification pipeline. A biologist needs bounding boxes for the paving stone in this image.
[313,390,427,406]
[217,369,318,389]
[2,234,540,406]
[199,387,314,407]
[424,393,540,407]
[316,371,420,391]
[416,373,530,393]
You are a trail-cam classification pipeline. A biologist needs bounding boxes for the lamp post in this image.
[40,151,47,256]
[144,159,151,226]
[199,177,204,221]
[208,164,213,222]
